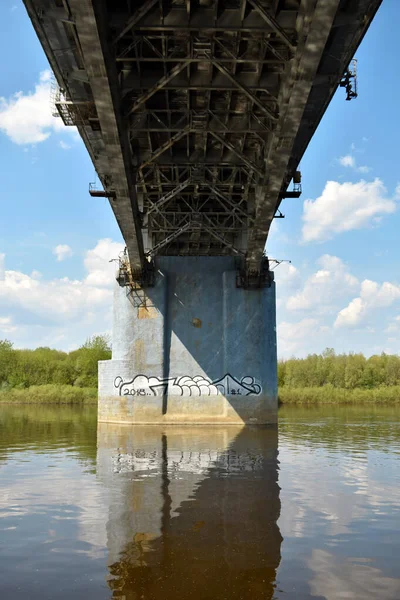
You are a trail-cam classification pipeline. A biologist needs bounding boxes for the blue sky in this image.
[0,0,399,356]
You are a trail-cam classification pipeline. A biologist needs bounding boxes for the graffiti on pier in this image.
[114,373,262,397]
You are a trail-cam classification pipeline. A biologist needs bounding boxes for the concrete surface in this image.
[99,257,277,424]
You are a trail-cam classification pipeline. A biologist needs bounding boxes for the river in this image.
[0,404,399,599]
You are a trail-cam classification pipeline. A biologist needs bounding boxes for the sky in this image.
[0,0,398,357]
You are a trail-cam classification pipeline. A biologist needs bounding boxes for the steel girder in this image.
[23,0,383,268]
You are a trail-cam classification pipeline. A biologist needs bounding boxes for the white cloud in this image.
[385,316,400,334]
[273,262,300,289]
[335,279,400,328]
[84,238,124,287]
[53,244,73,262]
[0,253,4,280]
[278,318,324,357]
[334,297,365,328]
[338,154,370,173]
[286,255,358,312]
[59,140,71,150]
[0,239,124,349]
[302,178,397,243]
[339,154,355,168]
[0,316,17,335]
[0,70,74,145]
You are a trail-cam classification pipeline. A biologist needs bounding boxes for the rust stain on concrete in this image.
[135,339,145,370]
[192,520,205,532]
[138,306,158,319]
[192,317,202,328]
[119,395,129,417]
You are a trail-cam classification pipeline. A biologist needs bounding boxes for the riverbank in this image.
[0,384,97,404]
[279,386,400,405]
[1,384,400,405]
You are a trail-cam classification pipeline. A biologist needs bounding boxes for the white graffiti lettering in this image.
[114,374,262,397]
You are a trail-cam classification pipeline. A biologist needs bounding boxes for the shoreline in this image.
[279,386,400,404]
[1,384,400,405]
[0,384,97,404]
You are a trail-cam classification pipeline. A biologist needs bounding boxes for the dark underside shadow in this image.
[99,425,282,600]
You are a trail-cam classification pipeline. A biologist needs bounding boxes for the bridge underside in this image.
[24,0,381,423]
[25,0,380,273]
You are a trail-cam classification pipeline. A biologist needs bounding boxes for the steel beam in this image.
[113,0,159,44]
[208,185,253,223]
[209,132,264,178]
[215,62,278,121]
[145,221,192,257]
[201,222,245,256]
[128,61,190,115]
[138,128,189,170]
[146,179,191,216]
[242,0,296,50]
[117,57,284,64]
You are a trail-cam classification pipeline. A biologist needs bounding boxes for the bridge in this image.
[24,0,381,424]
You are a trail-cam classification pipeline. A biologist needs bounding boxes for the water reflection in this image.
[97,425,282,599]
[277,406,400,600]
[1,405,400,599]
[0,406,108,599]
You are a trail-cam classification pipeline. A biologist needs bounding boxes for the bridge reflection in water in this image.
[96,425,282,599]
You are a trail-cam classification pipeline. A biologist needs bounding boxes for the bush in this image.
[0,335,111,390]
[279,349,400,390]
[279,385,400,405]
[0,384,97,404]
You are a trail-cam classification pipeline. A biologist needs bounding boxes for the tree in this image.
[70,335,112,387]
[0,339,16,385]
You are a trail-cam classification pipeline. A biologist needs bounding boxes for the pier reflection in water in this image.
[96,425,282,599]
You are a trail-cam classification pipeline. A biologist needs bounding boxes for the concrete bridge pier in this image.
[98,257,277,424]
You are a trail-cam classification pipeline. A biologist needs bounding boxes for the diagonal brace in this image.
[139,128,189,170]
[146,179,191,216]
[213,61,278,122]
[209,131,265,178]
[208,185,254,224]
[145,221,191,257]
[247,0,296,50]
[202,220,246,256]
[114,0,159,44]
[128,62,190,115]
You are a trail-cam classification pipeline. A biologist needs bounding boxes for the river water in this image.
[0,405,399,599]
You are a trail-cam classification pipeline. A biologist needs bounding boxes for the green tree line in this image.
[0,335,111,390]
[279,348,400,389]
[3,341,400,393]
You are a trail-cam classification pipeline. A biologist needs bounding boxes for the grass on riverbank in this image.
[1,383,400,406]
[279,386,400,405]
[0,384,97,404]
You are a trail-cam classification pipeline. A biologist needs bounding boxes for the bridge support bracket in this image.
[116,260,156,288]
[235,257,274,289]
